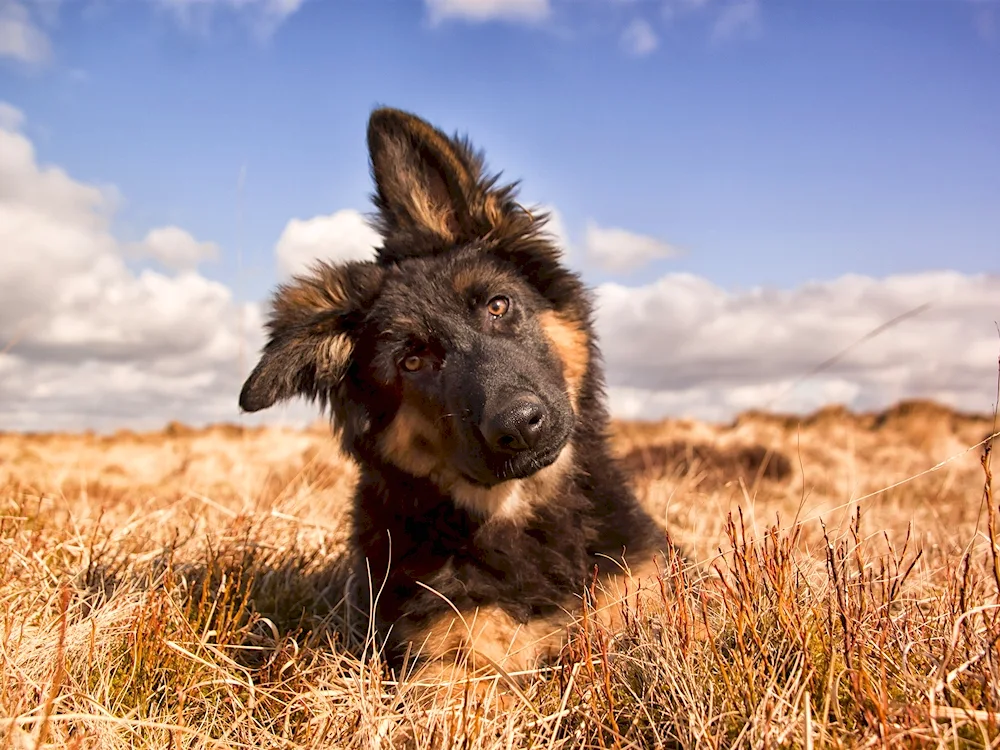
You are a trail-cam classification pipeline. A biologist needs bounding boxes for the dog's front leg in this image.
[395,604,567,712]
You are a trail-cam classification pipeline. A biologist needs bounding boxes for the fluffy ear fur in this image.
[367,107,518,257]
[239,260,383,418]
[367,106,588,316]
[367,107,475,245]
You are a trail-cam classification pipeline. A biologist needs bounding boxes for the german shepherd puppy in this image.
[239,107,669,697]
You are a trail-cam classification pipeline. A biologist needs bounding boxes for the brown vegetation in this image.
[1,398,998,748]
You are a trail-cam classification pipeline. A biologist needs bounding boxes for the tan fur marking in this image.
[379,402,445,478]
[277,270,347,317]
[482,193,504,228]
[315,334,353,380]
[450,443,575,522]
[401,170,457,242]
[384,116,476,241]
[402,116,475,196]
[381,403,575,521]
[450,267,480,297]
[403,605,566,708]
[538,311,589,409]
[449,264,509,298]
[413,607,566,671]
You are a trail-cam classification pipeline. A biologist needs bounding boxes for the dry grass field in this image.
[1,398,998,749]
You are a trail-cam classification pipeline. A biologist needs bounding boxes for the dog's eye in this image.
[487,296,510,318]
[402,355,424,372]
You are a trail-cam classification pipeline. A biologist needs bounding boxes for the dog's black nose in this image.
[482,396,547,453]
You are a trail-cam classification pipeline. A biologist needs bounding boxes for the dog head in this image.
[240,108,594,514]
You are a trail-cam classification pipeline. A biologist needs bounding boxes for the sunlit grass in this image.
[1,399,997,748]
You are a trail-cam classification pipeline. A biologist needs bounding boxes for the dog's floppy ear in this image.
[239,260,383,415]
[367,107,485,247]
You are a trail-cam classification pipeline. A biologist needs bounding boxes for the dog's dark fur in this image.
[239,107,669,692]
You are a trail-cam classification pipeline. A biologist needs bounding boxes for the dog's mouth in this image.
[504,440,567,479]
[458,428,571,488]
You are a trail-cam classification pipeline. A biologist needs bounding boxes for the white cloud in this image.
[156,0,307,38]
[0,101,24,130]
[712,0,761,42]
[621,19,658,56]
[584,221,681,273]
[2,102,995,433]
[0,0,51,64]
[517,203,572,265]
[274,209,381,279]
[128,226,220,272]
[539,205,570,253]
[596,271,1000,422]
[0,103,272,432]
[425,0,550,24]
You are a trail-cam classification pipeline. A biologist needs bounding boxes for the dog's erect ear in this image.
[239,260,383,414]
[364,107,586,314]
[367,107,488,246]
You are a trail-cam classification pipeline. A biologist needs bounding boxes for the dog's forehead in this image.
[375,254,520,312]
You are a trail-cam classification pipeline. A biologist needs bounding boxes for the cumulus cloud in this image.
[0,101,24,130]
[621,19,658,56]
[0,102,286,432]
[597,271,1000,422]
[425,0,550,24]
[514,204,572,264]
[274,203,571,278]
[584,221,681,273]
[2,101,996,433]
[128,226,220,272]
[274,209,381,279]
[539,206,570,251]
[0,0,51,64]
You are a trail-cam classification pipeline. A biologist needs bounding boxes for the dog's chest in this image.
[353,480,598,622]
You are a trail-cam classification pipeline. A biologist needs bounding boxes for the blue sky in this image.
[1,0,999,430]
[5,0,998,298]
